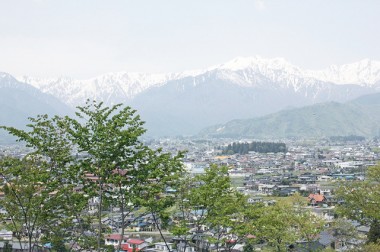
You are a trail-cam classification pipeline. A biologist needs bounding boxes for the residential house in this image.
[147,242,175,252]
[121,239,149,252]
[247,197,263,204]
[104,234,128,247]
[308,193,326,206]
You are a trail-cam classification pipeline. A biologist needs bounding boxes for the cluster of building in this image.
[0,137,379,251]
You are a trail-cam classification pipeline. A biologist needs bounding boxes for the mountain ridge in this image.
[16,57,380,108]
[2,57,380,137]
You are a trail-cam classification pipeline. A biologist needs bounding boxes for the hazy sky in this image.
[1,0,379,78]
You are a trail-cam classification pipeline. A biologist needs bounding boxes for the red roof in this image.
[127,239,145,245]
[121,244,134,252]
[308,194,325,202]
[121,239,146,252]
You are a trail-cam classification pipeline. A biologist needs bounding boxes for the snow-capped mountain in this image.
[207,57,313,91]
[306,59,380,86]
[18,57,380,107]
[17,57,380,108]
[18,71,205,107]
[6,57,380,136]
[209,56,380,88]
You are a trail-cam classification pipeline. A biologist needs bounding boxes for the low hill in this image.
[199,93,380,139]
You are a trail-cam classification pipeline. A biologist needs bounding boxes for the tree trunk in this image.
[117,191,125,252]
[28,234,33,252]
[152,212,171,251]
[97,182,103,252]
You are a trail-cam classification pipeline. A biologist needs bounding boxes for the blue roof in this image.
[44,243,52,249]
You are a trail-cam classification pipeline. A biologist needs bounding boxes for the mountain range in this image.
[1,56,380,140]
[18,57,380,104]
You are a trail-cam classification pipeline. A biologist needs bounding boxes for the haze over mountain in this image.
[200,92,380,139]
[18,57,380,106]
[4,57,380,137]
[0,73,72,143]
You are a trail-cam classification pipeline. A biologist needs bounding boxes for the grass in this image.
[230,177,246,187]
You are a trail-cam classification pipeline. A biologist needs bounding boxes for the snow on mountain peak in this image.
[16,70,207,107]
[206,56,306,89]
[306,59,380,86]
[213,56,299,72]
[211,56,380,87]
[14,57,380,108]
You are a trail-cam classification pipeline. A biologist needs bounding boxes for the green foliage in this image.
[336,163,380,244]
[222,141,287,155]
[347,242,380,252]
[134,147,184,250]
[328,218,358,246]
[59,100,151,251]
[171,164,253,251]
[6,99,378,252]
[336,164,380,222]
[254,193,325,252]
[202,101,380,139]
[291,193,325,243]
[367,220,380,243]
[256,202,299,252]
[0,156,61,251]
[0,113,93,250]
[0,100,184,252]
[322,248,336,252]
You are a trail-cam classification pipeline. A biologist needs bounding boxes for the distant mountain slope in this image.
[18,71,203,107]
[130,70,375,136]
[199,93,380,139]
[0,73,73,143]
[12,57,380,136]
[350,92,380,107]
[18,57,380,107]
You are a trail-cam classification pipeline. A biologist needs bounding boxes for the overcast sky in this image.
[1,0,379,78]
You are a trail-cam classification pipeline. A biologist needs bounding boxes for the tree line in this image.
[221,141,287,155]
[329,135,366,142]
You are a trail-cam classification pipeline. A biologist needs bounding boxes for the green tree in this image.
[171,165,251,252]
[256,202,299,252]
[1,100,183,252]
[0,156,60,252]
[1,113,96,250]
[190,165,235,251]
[108,167,137,252]
[170,174,194,252]
[328,218,358,249]
[250,193,325,252]
[61,100,148,251]
[134,148,184,251]
[291,193,325,251]
[336,163,380,243]
[347,242,380,252]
